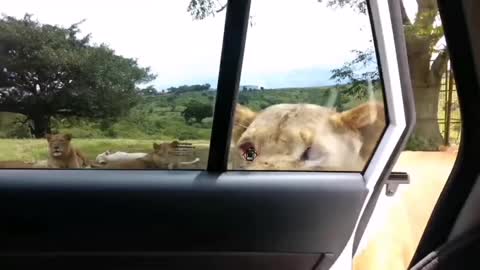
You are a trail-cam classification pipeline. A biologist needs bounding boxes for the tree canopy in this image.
[0,14,156,137]
[187,0,450,149]
[182,100,212,123]
[318,0,448,149]
[187,0,227,20]
[167,83,211,94]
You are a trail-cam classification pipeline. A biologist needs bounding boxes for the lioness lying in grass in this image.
[94,141,200,169]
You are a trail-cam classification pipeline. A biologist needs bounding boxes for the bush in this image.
[405,135,440,151]
[177,129,198,140]
[104,127,118,138]
[110,122,144,138]
[58,126,105,138]
[154,120,164,129]
[182,100,212,123]
[6,123,31,138]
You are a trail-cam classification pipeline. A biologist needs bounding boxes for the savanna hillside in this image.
[0,14,384,163]
[0,85,384,140]
[0,85,383,162]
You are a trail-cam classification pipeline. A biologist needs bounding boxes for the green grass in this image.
[0,139,210,162]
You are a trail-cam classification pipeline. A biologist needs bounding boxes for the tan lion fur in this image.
[46,133,88,169]
[97,141,198,169]
[231,102,386,171]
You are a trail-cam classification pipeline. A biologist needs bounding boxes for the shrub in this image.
[405,135,440,151]
[6,123,31,138]
[58,126,105,138]
[182,100,212,123]
[104,127,118,138]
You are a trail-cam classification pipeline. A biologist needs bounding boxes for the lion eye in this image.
[239,142,257,162]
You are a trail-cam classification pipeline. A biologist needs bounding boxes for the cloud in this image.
[2,0,377,89]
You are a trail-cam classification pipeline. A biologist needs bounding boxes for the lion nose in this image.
[54,146,60,150]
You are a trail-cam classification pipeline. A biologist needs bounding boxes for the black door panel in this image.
[0,171,366,255]
[0,253,325,270]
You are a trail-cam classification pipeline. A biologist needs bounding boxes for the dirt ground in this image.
[353,148,458,270]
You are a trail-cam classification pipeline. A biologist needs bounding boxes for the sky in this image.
[1,0,421,90]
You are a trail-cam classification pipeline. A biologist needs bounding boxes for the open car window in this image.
[0,0,400,174]
[0,0,407,177]
[228,0,387,172]
[0,0,227,170]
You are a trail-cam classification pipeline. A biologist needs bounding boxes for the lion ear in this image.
[45,134,52,141]
[105,150,111,155]
[64,133,72,141]
[232,104,257,144]
[331,102,385,130]
[153,143,160,150]
[331,102,386,160]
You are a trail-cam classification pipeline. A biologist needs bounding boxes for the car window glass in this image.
[0,0,226,170]
[228,0,386,172]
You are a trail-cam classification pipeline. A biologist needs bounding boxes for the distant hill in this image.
[156,66,336,90]
[0,85,383,140]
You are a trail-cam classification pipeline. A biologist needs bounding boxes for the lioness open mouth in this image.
[52,151,63,157]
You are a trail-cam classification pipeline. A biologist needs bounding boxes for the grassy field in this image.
[0,139,211,163]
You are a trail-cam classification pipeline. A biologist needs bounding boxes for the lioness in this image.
[97,141,199,169]
[231,102,386,171]
[46,133,88,169]
[95,150,148,164]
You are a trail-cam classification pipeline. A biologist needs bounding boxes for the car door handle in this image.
[385,172,410,196]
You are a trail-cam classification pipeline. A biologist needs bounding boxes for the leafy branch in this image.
[330,48,379,99]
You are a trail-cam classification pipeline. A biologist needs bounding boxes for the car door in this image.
[0,0,413,269]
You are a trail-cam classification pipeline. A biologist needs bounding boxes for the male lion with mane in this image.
[231,101,386,171]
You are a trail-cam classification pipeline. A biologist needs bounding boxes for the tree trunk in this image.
[30,114,51,138]
[412,84,444,148]
[406,34,447,150]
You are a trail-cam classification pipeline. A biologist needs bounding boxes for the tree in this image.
[167,83,211,94]
[0,15,155,138]
[319,0,448,148]
[140,85,159,96]
[187,0,255,26]
[188,0,448,149]
[330,48,379,99]
[182,100,212,123]
[187,0,228,20]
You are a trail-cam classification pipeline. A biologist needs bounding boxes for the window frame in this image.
[0,0,408,177]
[352,0,417,256]
[207,0,409,179]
